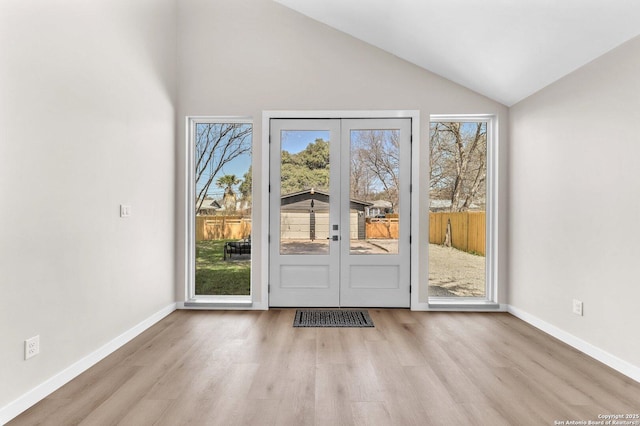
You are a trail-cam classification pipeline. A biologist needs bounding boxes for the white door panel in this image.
[340,118,411,307]
[269,119,340,307]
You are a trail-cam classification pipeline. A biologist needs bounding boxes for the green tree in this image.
[280,138,330,195]
[239,167,252,202]
[298,138,329,169]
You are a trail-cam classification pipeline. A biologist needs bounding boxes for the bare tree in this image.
[351,130,400,211]
[350,149,373,201]
[429,122,486,212]
[195,123,251,213]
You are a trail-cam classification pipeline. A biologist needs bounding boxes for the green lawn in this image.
[196,239,250,295]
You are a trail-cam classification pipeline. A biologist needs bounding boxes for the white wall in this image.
[509,36,640,368]
[0,0,177,413]
[175,0,510,305]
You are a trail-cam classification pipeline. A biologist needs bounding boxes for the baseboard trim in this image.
[507,305,640,383]
[0,303,177,425]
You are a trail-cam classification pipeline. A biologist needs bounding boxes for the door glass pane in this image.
[280,130,330,255]
[349,129,400,255]
[194,122,252,296]
[428,121,487,298]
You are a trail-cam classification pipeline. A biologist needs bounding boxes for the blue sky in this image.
[281,130,330,153]
[196,129,332,200]
[196,126,252,199]
[197,149,252,199]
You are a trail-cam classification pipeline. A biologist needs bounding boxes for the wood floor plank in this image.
[461,403,512,426]
[115,399,169,426]
[237,398,279,426]
[316,328,348,365]
[8,309,640,426]
[274,397,314,426]
[277,338,316,401]
[314,363,355,425]
[9,365,142,426]
[351,401,393,426]
[5,398,73,426]
[402,365,471,425]
[370,310,427,366]
[363,340,431,425]
[151,398,216,426]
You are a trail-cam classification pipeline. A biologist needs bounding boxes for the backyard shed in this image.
[280,189,372,240]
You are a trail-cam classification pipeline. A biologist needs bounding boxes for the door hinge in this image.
[409,235,412,244]
[268,234,271,243]
[410,183,412,193]
[268,284,271,293]
[409,286,412,294]
[269,184,271,193]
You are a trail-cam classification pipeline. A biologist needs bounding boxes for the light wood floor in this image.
[9,310,640,425]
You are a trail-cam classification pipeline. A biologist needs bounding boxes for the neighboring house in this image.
[197,198,251,215]
[196,198,222,215]
[365,199,392,217]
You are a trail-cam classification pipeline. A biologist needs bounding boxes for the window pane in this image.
[194,122,252,295]
[280,130,331,255]
[350,129,400,255]
[428,122,486,298]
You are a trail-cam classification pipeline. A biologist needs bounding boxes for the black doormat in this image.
[293,309,374,327]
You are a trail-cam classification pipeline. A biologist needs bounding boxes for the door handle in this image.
[332,235,339,241]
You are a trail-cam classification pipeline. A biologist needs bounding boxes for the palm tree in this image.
[216,174,240,212]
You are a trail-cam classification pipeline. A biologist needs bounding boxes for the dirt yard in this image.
[428,244,486,297]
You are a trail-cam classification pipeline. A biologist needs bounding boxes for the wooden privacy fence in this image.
[429,211,486,256]
[365,217,399,239]
[197,213,484,254]
[196,215,251,241]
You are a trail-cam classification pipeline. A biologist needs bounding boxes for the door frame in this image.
[260,110,421,309]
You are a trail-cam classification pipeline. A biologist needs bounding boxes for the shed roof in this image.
[281,189,372,212]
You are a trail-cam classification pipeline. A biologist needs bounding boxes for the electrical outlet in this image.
[572,299,583,316]
[120,204,131,218]
[25,335,39,360]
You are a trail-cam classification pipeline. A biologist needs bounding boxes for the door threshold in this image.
[184,296,252,309]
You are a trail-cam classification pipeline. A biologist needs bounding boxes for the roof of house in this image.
[280,189,372,212]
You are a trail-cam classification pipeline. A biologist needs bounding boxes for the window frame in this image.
[427,114,498,308]
[185,116,254,307]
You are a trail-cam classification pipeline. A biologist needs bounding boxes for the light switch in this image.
[120,204,131,218]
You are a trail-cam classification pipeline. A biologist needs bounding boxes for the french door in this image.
[269,118,411,307]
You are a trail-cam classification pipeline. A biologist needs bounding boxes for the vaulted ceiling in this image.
[274,0,640,106]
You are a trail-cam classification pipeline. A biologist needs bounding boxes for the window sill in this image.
[183,296,252,309]
[428,298,501,311]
